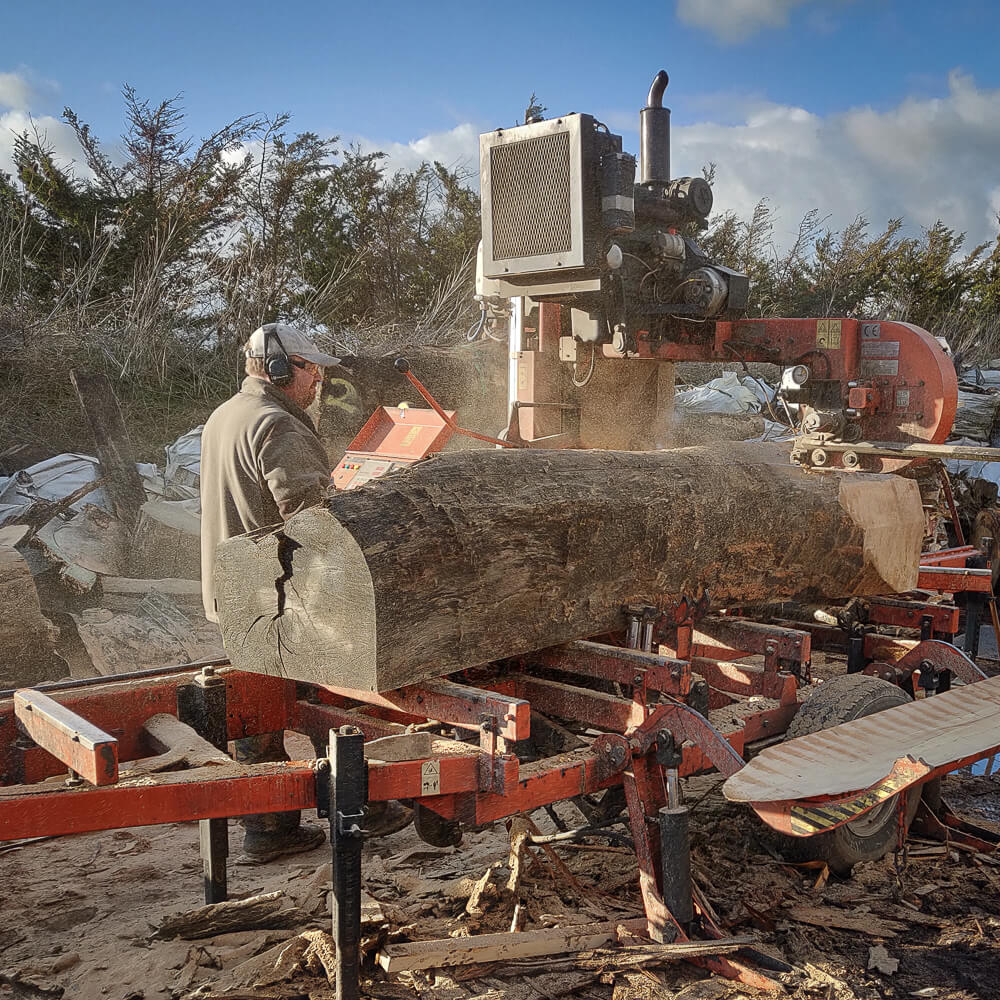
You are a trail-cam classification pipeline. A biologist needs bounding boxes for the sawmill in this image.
[5,71,1000,999]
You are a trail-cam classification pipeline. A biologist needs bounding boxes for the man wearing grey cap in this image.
[200,322,340,862]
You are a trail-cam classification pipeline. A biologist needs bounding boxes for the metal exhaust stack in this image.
[640,70,671,186]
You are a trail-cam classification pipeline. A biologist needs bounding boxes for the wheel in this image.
[781,674,920,875]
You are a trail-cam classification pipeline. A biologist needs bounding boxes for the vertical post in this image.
[658,804,694,926]
[329,725,365,1000]
[177,666,229,903]
[847,634,865,674]
[964,594,985,659]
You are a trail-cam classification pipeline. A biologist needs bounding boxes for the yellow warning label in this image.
[790,771,909,836]
[401,426,420,447]
[421,760,441,796]
[816,319,842,349]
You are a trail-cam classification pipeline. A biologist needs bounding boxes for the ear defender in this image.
[264,324,293,386]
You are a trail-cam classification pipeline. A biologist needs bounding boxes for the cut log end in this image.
[217,517,379,690]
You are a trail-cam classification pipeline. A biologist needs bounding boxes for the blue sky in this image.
[3,0,1000,250]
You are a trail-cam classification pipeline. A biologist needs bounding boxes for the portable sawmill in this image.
[4,71,1000,1000]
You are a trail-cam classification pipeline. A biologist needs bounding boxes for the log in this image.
[215,444,924,692]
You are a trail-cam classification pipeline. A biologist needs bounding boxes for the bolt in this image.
[201,665,215,677]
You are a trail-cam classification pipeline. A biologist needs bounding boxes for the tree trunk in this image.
[215,445,924,692]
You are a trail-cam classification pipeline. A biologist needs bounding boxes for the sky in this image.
[3,0,1000,253]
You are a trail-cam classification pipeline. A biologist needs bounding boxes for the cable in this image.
[572,342,597,387]
[465,308,487,342]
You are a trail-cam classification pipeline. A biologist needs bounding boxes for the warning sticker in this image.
[421,760,441,796]
[861,322,881,339]
[401,426,421,447]
[790,771,911,836]
[862,340,899,358]
[861,359,899,377]
[816,319,842,349]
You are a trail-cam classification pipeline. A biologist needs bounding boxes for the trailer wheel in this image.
[781,673,920,875]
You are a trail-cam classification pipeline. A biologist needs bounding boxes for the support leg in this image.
[965,593,985,659]
[177,665,229,903]
[328,725,365,1000]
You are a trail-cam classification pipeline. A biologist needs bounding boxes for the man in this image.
[200,322,339,863]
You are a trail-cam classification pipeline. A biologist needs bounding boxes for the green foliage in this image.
[2,87,484,395]
[5,88,1000,438]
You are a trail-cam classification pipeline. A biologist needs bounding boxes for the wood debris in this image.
[867,944,899,975]
[785,903,908,937]
[153,890,312,941]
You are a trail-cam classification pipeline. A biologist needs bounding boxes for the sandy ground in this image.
[3,753,1000,1000]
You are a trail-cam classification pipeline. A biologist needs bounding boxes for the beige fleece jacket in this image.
[199,377,330,622]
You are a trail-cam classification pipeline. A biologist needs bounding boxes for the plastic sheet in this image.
[674,371,764,415]
[163,426,203,500]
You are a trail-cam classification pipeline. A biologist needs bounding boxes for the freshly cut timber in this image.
[214,445,924,692]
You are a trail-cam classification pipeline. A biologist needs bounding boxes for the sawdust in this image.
[3,754,1000,1000]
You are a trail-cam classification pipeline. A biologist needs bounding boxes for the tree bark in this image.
[215,444,924,692]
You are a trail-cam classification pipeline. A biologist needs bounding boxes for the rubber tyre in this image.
[781,674,920,875]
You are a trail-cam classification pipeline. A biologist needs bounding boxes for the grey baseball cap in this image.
[245,324,342,367]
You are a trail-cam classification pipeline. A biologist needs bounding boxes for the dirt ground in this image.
[3,740,1000,1000]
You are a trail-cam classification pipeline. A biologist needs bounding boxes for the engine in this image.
[478,71,749,354]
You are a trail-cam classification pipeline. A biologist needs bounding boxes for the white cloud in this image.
[349,123,479,180]
[676,0,809,43]
[671,70,1000,251]
[0,110,88,181]
[343,72,1000,254]
[0,69,83,182]
[0,72,37,110]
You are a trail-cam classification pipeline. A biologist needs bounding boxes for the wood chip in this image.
[787,904,908,937]
[868,944,899,975]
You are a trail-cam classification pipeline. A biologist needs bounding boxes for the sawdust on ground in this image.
[3,729,999,1000]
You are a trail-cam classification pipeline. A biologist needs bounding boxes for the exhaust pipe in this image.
[640,70,671,186]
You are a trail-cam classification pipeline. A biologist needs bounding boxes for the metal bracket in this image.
[337,810,365,837]
[314,759,331,819]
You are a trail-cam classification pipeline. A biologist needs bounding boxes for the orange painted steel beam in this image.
[1,669,296,785]
[866,598,960,633]
[293,700,404,743]
[525,641,692,698]
[0,763,317,840]
[368,751,517,801]
[315,678,530,741]
[14,689,118,786]
[503,673,647,731]
[917,566,992,593]
[920,546,979,568]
